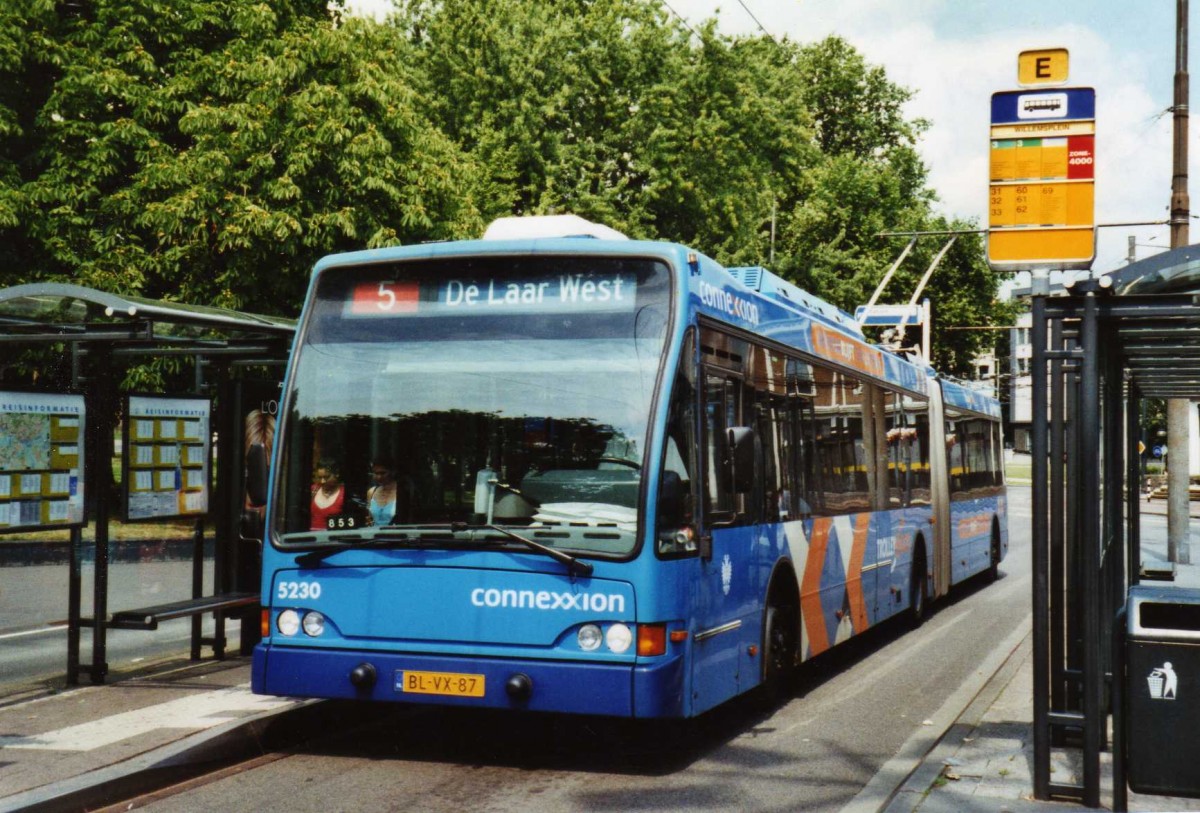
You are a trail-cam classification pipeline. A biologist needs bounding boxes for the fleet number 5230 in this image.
[277,581,322,600]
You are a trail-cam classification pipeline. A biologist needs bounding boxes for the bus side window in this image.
[904,395,932,505]
[658,333,697,553]
[703,372,739,520]
[811,367,869,515]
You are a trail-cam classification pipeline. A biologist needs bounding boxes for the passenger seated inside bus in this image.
[366,458,398,526]
[310,461,345,530]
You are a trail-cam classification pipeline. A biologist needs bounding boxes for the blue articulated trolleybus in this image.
[251,216,1007,718]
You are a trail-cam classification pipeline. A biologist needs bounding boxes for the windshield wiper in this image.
[450,521,594,577]
[290,524,594,576]
[291,527,468,567]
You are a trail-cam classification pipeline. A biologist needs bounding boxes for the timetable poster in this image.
[123,395,211,521]
[0,391,86,533]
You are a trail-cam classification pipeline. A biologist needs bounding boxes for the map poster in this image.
[0,391,86,534]
[123,395,211,522]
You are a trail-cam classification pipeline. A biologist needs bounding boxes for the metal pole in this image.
[1168,0,1192,564]
[858,236,917,322]
[1168,398,1191,563]
[66,525,81,685]
[922,299,931,365]
[1031,272,1051,800]
[896,237,956,346]
[89,345,113,684]
[1113,606,1129,812]
[1081,292,1101,808]
[1131,392,1143,586]
[1050,318,1066,713]
[191,517,204,660]
[1172,0,1191,250]
[1066,327,1082,711]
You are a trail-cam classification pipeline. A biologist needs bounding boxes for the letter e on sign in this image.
[1018,48,1068,86]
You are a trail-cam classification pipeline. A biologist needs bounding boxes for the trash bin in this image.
[1126,585,1200,798]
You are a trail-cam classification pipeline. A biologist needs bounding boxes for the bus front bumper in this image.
[252,644,686,718]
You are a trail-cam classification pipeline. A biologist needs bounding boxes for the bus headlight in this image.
[302,611,326,637]
[277,609,301,636]
[605,623,632,653]
[578,623,602,651]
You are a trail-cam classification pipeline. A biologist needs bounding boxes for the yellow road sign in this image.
[988,228,1095,265]
[1019,49,1069,86]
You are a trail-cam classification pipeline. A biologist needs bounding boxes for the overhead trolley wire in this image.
[658,0,780,45]
[734,0,775,41]
[658,0,702,41]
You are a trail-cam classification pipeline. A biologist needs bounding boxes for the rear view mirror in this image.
[727,426,755,493]
[657,470,685,529]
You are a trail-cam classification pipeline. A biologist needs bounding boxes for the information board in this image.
[123,395,210,521]
[987,87,1096,270]
[0,391,86,533]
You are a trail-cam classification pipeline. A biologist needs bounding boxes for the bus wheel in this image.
[763,598,798,695]
[909,548,928,627]
[988,524,1001,582]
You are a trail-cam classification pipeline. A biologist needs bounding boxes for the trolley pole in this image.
[1168,0,1191,564]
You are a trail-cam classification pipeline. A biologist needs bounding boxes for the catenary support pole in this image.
[1168,0,1192,564]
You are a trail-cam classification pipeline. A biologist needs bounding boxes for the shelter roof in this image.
[1059,245,1200,398]
[0,283,294,354]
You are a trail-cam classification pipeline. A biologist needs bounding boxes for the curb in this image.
[881,622,1032,813]
[841,616,1033,813]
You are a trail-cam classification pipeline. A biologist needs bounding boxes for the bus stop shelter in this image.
[1029,244,1200,806]
[0,283,294,684]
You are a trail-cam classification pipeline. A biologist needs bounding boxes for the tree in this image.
[0,0,482,315]
[1,1,1013,375]
[776,36,1010,375]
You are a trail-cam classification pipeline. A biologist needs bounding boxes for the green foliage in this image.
[1,0,481,316]
[0,0,1012,381]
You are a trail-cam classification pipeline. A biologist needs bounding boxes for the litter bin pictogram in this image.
[1148,670,1165,698]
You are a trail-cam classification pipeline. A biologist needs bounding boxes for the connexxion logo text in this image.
[470,588,626,613]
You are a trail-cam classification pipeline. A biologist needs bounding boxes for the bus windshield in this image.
[273,255,672,556]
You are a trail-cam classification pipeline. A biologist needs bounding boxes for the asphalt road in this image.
[112,491,1034,813]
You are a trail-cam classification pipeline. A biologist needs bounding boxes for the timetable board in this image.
[0,391,86,533]
[123,395,210,521]
[987,87,1096,270]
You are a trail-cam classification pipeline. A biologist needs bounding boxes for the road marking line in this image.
[0,684,291,751]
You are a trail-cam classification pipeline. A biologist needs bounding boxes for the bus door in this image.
[927,381,952,598]
[693,363,753,713]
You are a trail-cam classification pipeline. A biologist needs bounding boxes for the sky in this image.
[346,0,1190,279]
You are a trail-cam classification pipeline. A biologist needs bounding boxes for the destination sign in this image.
[345,273,637,318]
[811,323,884,378]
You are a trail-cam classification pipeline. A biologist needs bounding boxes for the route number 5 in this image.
[376,282,396,310]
